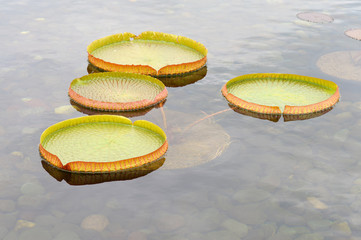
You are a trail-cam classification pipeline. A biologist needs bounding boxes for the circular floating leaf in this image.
[69,72,167,112]
[87,31,207,76]
[222,73,339,116]
[296,12,334,23]
[87,62,106,74]
[283,107,334,122]
[345,28,361,41]
[317,51,361,82]
[39,115,168,173]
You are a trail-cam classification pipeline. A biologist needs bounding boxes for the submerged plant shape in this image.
[317,51,361,82]
[87,31,207,76]
[222,73,339,118]
[69,99,162,118]
[148,110,231,169]
[296,12,334,23]
[69,72,167,112]
[39,115,168,173]
[345,29,361,41]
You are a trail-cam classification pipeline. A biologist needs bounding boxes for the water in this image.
[1,0,361,239]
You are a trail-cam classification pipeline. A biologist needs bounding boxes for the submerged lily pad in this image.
[296,12,334,23]
[222,73,339,116]
[39,115,168,173]
[317,51,361,81]
[230,97,335,122]
[345,29,361,41]
[148,110,231,169]
[88,31,207,76]
[69,99,160,118]
[68,72,167,112]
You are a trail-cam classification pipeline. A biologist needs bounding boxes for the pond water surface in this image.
[1,0,361,239]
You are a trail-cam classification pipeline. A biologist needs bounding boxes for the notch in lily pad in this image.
[87,62,208,88]
[87,31,207,76]
[222,73,340,121]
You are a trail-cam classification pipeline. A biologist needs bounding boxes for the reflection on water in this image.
[283,107,334,122]
[147,109,231,169]
[88,62,208,87]
[317,50,361,82]
[41,158,165,185]
[157,66,207,87]
[2,0,361,239]
[230,104,282,122]
[229,104,335,122]
[69,99,164,118]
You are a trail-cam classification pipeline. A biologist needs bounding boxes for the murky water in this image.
[1,0,361,239]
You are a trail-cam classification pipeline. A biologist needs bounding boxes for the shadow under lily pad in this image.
[68,72,167,112]
[87,31,207,76]
[87,63,208,88]
[296,12,334,23]
[39,115,168,173]
[157,66,208,87]
[41,158,165,185]
[70,99,164,118]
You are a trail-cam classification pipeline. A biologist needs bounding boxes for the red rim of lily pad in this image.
[345,28,361,41]
[222,73,340,116]
[296,12,334,23]
[41,157,165,185]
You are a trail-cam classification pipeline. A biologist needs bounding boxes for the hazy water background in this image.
[1,0,361,239]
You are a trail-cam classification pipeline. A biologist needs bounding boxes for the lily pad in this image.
[296,12,334,23]
[345,28,361,41]
[317,51,361,81]
[148,110,231,169]
[222,73,339,117]
[230,104,281,122]
[39,115,168,173]
[68,72,167,112]
[87,31,207,76]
